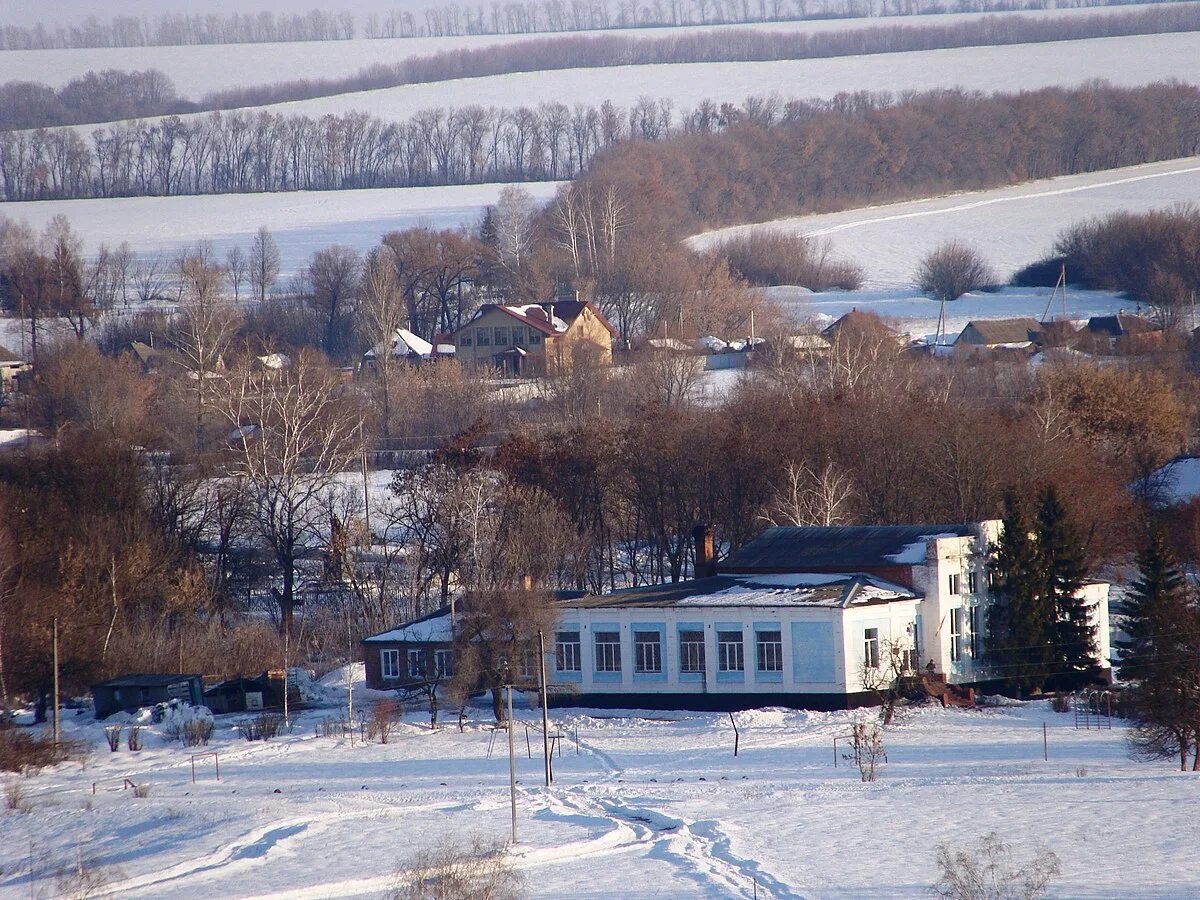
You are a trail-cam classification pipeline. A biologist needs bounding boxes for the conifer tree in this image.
[987,491,1053,694]
[1034,486,1097,690]
[1117,526,1186,682]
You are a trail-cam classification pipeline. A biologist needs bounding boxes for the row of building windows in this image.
[948,571,983,597]
[380,648,454,681]
[555,628,784,676]
[458,326,544,348]
[948,606,983,663]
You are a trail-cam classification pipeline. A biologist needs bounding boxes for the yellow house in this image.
[451,301,617,376]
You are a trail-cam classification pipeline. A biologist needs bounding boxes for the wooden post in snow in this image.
[52,617,60,747]
[539,630,551,786]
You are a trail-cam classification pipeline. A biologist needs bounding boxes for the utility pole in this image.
[538,630,551,786]
[360,445,371,542]
[283,627,290,727]
[346,615,354,746]
[507,680,517,844]
[52,617,60,747]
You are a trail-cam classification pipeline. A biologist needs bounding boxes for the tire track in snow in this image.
[539,786,799,898]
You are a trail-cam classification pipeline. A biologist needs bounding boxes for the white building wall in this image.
[555,601,920,697]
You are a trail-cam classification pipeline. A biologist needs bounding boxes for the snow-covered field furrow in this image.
[3,4,1187,96]
[0,181,563,275]
[39,30,1200,132]
[6,696,1194,898]
[691,156,1200,288]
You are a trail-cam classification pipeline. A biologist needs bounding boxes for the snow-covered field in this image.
[2,4,1185,96]
[40,30,1200,132]
[0,181,562,275]
[3,688,1193,898]
[692,156,1200,289]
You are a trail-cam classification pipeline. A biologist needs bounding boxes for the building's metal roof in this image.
[93,673,201,689]
[557,573,918,610]
[722,524,974,572]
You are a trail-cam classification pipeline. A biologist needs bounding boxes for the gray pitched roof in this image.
[722,524,973,572]
[956,318,1041,346]
[557,572,918,610]
[1087,313,1157,337]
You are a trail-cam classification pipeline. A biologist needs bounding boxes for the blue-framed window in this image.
[756,629,783,672]
[634,630,662,673]
[678,627,705,675]
[594,630,621,672]
[718,629,744,678]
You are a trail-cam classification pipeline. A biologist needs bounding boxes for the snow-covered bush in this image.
[932,833,1060,900]
[395,834,522,900]
[148,700,214,743]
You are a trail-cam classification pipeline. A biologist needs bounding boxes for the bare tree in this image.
[177,248,239,449]
[915,241,995,345]
[225,245,247,302]
[217,352,363,633]
[249,226,281,303]
[358,249,406,438]
[307,245,362,360]
[761,461,855,527]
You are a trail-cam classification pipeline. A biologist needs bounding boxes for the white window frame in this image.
[756,630,783,672]
[902,622,918,673]
[555,631,581,672]
[969,606,982,659]
[967,570,978,595]
[718,631,744,672]
[950,609,963,662]
[594,631,621,673]
[634,631,662,673]
[435,648,453,678]
[679,630,705,673]
[380,649,400,680]
[407,648,426,679]
[948,573,961,596]
[863,628,880,670]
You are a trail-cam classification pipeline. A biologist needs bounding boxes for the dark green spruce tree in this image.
[987,491,1053,694]
[1117,526,1187,682]
[1034,486,1098,691]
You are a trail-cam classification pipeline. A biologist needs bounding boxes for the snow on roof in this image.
[884,533,965,564]
[364,609,453,643]
[559,572,918,611]
[723,523,975,572]
[257,352,291,369]
[697,335,728,352]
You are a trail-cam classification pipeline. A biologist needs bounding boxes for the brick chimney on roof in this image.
[694,524,717,578]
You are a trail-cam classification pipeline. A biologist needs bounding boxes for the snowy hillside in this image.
[0,181,563,275]
[2,700,1193,897]
[691,156,1200,288]
[2,5,1184,95]
[41,31,1200,133]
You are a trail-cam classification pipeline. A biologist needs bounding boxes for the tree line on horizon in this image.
[0,0,1148,51]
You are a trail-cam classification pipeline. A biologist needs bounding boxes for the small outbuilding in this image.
[203,675,281,714]
[91,673,204,720]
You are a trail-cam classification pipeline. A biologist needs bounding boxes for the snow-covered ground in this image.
[691,156,1200,289]
[0,181,562,275]
[773,285,1136,342]
[3,692,1193,898]
[2,4,1184,96]
[44,30,1200,132]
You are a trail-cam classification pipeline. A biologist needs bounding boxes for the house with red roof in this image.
[449,300,618,376]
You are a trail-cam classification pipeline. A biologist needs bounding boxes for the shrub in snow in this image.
[240,713,284,742]
[932,832,1060,900]
[395,833,522,900]
[368,699,403,744]
[103,724,123,752]
[151,700,214,743]
[127,725,143,752]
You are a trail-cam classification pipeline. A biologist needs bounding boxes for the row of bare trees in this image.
[0,0,1124,50]
[0,99,645,201]
[9,78,1199,205]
